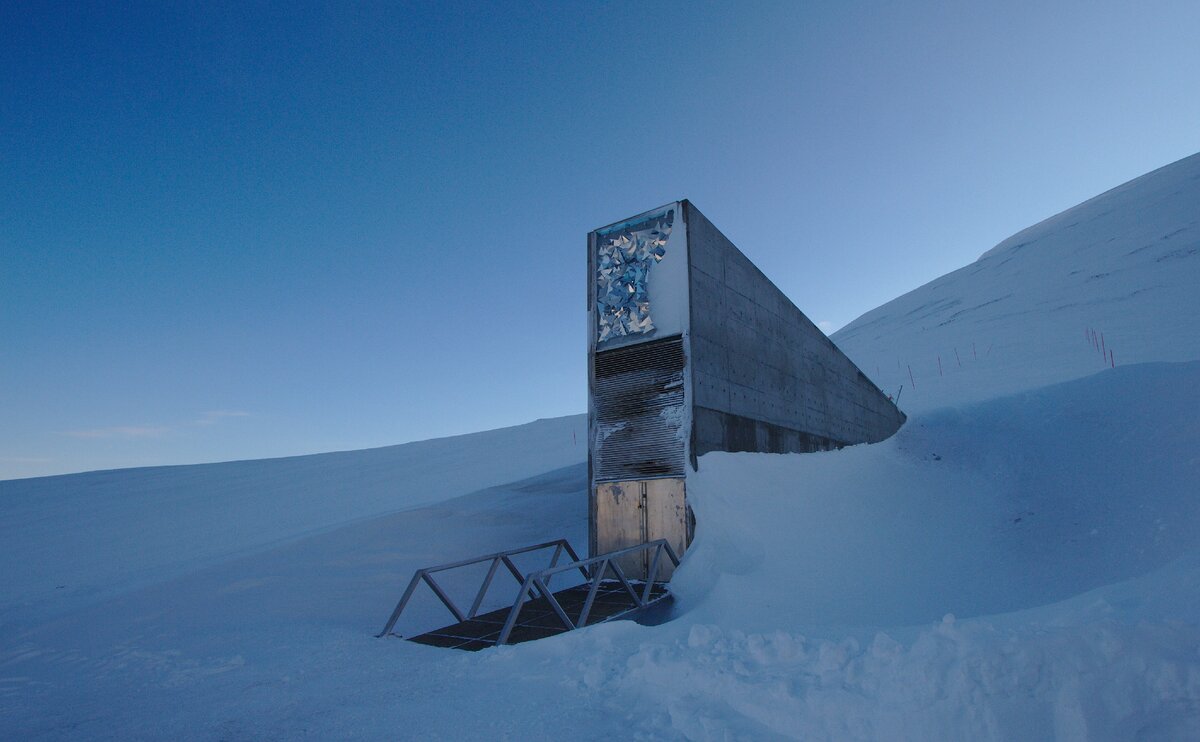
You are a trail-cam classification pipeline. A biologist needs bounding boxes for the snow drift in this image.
[0,415,584,623]
[834,152,1200,412]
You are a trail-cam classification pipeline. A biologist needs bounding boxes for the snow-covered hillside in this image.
[833,152,1200,412]
[3,154,1200,740]
[0,415,585,623]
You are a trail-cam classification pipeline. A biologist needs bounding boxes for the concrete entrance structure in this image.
[587,201,906,576]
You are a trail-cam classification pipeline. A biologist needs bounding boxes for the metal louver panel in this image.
[593,336,686,481]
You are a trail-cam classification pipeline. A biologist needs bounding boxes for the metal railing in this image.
[378,538,681,646]
[377,539,586,638]
[496,538,680,645]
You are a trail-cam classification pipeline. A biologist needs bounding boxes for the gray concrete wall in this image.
[683,201,905,457]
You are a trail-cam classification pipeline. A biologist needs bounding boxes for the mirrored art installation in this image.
[596,209,674,343]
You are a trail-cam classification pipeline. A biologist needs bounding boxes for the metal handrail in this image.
[377,538,586,637]
[496,539,680,645]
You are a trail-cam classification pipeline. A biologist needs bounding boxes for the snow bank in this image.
[614,616,1200,740]
[0,414,585,622]
[834,152,1200,413]
[675,362,1200,631]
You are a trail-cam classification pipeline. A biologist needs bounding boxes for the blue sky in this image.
[3,1,1198,479]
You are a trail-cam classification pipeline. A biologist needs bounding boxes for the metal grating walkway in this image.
[408,581,670,651]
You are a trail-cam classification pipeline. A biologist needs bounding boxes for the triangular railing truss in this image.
[377,539,585,637]
[378,538,681,646]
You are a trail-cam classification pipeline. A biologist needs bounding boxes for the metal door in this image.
[595,477,686,580]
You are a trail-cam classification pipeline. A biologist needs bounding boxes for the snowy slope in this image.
[676,363,1200,631]
[3,154,1200,740]
[833,152,1200,412]
[0,415,585,623]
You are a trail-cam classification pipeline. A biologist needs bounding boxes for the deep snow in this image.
[3,153,1200,740]
[834,152,1200,413]
[0,415,585,625]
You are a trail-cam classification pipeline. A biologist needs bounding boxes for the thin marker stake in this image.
[955,348,961,367]
[938,355,943,376]
[908,364,916,389]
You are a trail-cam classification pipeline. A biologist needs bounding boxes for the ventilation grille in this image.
[592,336,687,481]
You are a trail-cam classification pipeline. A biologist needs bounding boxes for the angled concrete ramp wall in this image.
[683,201,905,458]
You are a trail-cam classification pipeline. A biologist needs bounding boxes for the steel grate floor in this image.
[407,580,671,651]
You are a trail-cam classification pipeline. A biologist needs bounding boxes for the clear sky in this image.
[3,1,1198,479]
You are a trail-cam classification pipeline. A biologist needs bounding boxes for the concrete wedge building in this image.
[587,201,905,577]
